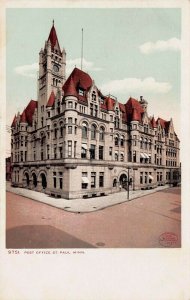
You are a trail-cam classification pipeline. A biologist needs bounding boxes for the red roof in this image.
[106,96,115,111]
[25,100,38,125]
[11,115,16,128]
[20,109,27,123]
[64,76,78,98]
[157,118,170,131]
[63,68,93,101]
[132,108,141,121]
[46,91,55,107]
[48,24,61,54]
[125,97,144,122]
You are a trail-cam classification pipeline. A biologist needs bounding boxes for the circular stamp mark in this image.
[159,232,178,247]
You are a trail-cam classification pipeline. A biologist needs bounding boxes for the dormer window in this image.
[79,89,84,96]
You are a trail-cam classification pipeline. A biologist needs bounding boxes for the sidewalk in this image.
[6,181,171,213]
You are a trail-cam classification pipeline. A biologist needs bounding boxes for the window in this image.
[99,127,105,141]
[68,141,72,157]
[68,126,72,134]
[99,172,104,187]
[74,141,77,158]
[81,172,88,189]
[145,172,148,184]
[53,172,56,188]
[91,124,96,139]
[90,103,93,116]
[92,91,96,102]
[120,136,124,147]
[68,117,72,124]
[114,117,119,129]
[149,172,152,184]
[59,146,63,159]
[68,101,73,108]
[109,147,112,156]
[79,89,84,96]
[82,122,88,139]
[60,122,63,137]
[113,179,117,187]
[90,145,96,159]
[99,146,104,160]
[81,144,87,158]
[54,124,57,139]
[140,172,143,184]
[115,152,119,161]
[59,172,63,189]
[54,146,57,159]
[115,135,119,146]
[133,151,136,163]
[95,105,98,117]
[120,153,124,161]
[91,172,96,188]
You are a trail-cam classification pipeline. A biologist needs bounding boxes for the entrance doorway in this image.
[119,174,128,189]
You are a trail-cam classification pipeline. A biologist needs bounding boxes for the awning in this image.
[82,177,89,184]
[140,153,146,158]
[148,154,151,157]
[82,144,87,150]
[144,153,149,159]
[149,175,154,180]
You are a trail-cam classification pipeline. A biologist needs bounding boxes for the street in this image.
[6,187,181,248]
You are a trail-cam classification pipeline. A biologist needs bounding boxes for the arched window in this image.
[91,124,96,139]
[99,127,105,141]
[115,135,119,146]
[82,122,88,139]
[113,179,117,187]
[120,136,124,147]
[144,138,148,149]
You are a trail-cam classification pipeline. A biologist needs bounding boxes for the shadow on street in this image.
[6,225,96,249]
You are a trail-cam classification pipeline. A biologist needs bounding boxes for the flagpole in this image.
[81,28,83,70]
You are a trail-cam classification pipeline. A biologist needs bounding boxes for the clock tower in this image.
[38,21,66,128]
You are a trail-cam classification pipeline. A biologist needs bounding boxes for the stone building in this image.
[11,23,180,199]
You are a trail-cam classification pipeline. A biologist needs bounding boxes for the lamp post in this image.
[127,167,131,200]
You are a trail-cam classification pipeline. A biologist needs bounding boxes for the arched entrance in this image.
[41,173,47,189]
[25,173,30,186]
[119,173,128,188]
[32,173,37,187]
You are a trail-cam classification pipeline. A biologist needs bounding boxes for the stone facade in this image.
[11,23,180,199]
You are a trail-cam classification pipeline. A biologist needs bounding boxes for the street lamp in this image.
[126,167,131,200]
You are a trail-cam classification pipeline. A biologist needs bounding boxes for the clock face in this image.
[53,64,59,72]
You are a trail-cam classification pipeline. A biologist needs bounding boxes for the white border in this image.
[1,1,190,300]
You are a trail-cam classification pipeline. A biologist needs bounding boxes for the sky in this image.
[6,8,181,157]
